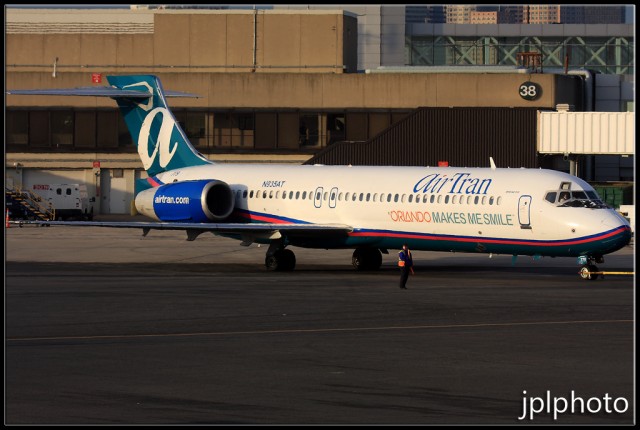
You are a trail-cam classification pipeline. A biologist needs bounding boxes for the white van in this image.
[32,184,94,220]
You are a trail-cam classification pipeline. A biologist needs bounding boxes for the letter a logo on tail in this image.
[107,75,212,176]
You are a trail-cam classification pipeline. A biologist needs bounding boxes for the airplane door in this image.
[314,186,324,208]
[329,187,338,208]
[518,195,532,229]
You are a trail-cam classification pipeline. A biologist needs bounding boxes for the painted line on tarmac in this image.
[6,319,633,343]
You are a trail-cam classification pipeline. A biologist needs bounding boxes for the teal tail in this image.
[107,75,212,176]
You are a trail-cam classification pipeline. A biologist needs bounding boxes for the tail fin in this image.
[7,75,212,176]
[107,75,212,176]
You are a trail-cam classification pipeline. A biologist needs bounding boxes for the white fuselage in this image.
[150,164,631,257]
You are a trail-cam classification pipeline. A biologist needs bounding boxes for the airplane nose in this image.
[599,212,632,251]
[602,211,631,230]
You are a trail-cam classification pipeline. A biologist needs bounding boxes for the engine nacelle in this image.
[135,179,234,222]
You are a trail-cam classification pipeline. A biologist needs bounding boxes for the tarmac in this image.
[5,222,635,424]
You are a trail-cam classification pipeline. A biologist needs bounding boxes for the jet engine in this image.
[135,179,234,222]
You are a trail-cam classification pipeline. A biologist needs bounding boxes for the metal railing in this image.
[6,186,56,220]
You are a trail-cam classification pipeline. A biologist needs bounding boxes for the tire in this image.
[265,249,296,271]
[352,248,382,271]
[265,255,279,271]
[579,265,599,280]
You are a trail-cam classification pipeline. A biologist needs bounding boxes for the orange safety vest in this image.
[398,250,411,267]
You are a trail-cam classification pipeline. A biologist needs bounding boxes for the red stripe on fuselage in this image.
[348,226,629,247]
[146,177,162,187]
[236,211,289,224]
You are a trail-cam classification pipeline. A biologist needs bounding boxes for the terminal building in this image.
[5,6,635,217]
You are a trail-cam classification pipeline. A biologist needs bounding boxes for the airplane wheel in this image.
[265,249,296,271]
[265,255,279,271]
[279,249,296,271]
[579,265,598,280]
[352,248,382,271]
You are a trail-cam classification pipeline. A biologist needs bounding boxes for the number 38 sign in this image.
[519,81,541,101]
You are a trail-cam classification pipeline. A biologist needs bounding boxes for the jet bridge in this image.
[537,111,634,175]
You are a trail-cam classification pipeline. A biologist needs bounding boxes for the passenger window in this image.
[302,191,307,200]
[496,196,502,205]
[394,194,399,203]
[430,195,435,204]
[444,195,449,204]
[489,196,494,205]
[408,194,413,203]
[481,196,486,205]
[387,194,392,203]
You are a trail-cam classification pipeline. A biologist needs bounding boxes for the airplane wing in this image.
[13,220,353,244]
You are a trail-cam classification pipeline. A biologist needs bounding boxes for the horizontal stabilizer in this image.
[6,87,199,98]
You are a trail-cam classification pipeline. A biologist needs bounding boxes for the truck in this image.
[31,184,94,220]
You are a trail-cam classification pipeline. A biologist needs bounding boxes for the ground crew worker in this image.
[398,243,414,289]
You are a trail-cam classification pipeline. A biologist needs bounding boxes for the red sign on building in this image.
[92,73,102,84]
[438,161,449,167]
[93,160,101,168]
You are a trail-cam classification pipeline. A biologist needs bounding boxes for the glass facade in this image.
[6,109,410,154]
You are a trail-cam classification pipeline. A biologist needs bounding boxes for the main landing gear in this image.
[578,255,604,281]
[352,247,383,271]
[264,244,383,272]
[265,242,296,271]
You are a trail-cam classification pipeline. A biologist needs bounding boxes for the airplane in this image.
[7,75,632,280]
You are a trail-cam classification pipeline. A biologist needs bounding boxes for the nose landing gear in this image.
[578,255,604,280]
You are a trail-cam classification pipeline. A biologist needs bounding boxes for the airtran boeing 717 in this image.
[7,75,632,279]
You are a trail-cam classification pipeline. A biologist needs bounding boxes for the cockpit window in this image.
[545,192,557,203]
[544,189,607,209]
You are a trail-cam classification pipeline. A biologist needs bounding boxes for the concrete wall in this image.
[7,71,566,110]
[6,10,357,75]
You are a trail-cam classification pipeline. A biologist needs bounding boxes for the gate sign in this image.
[93,160,101,168]
[92,73,102,84]
[519,81,541,101]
